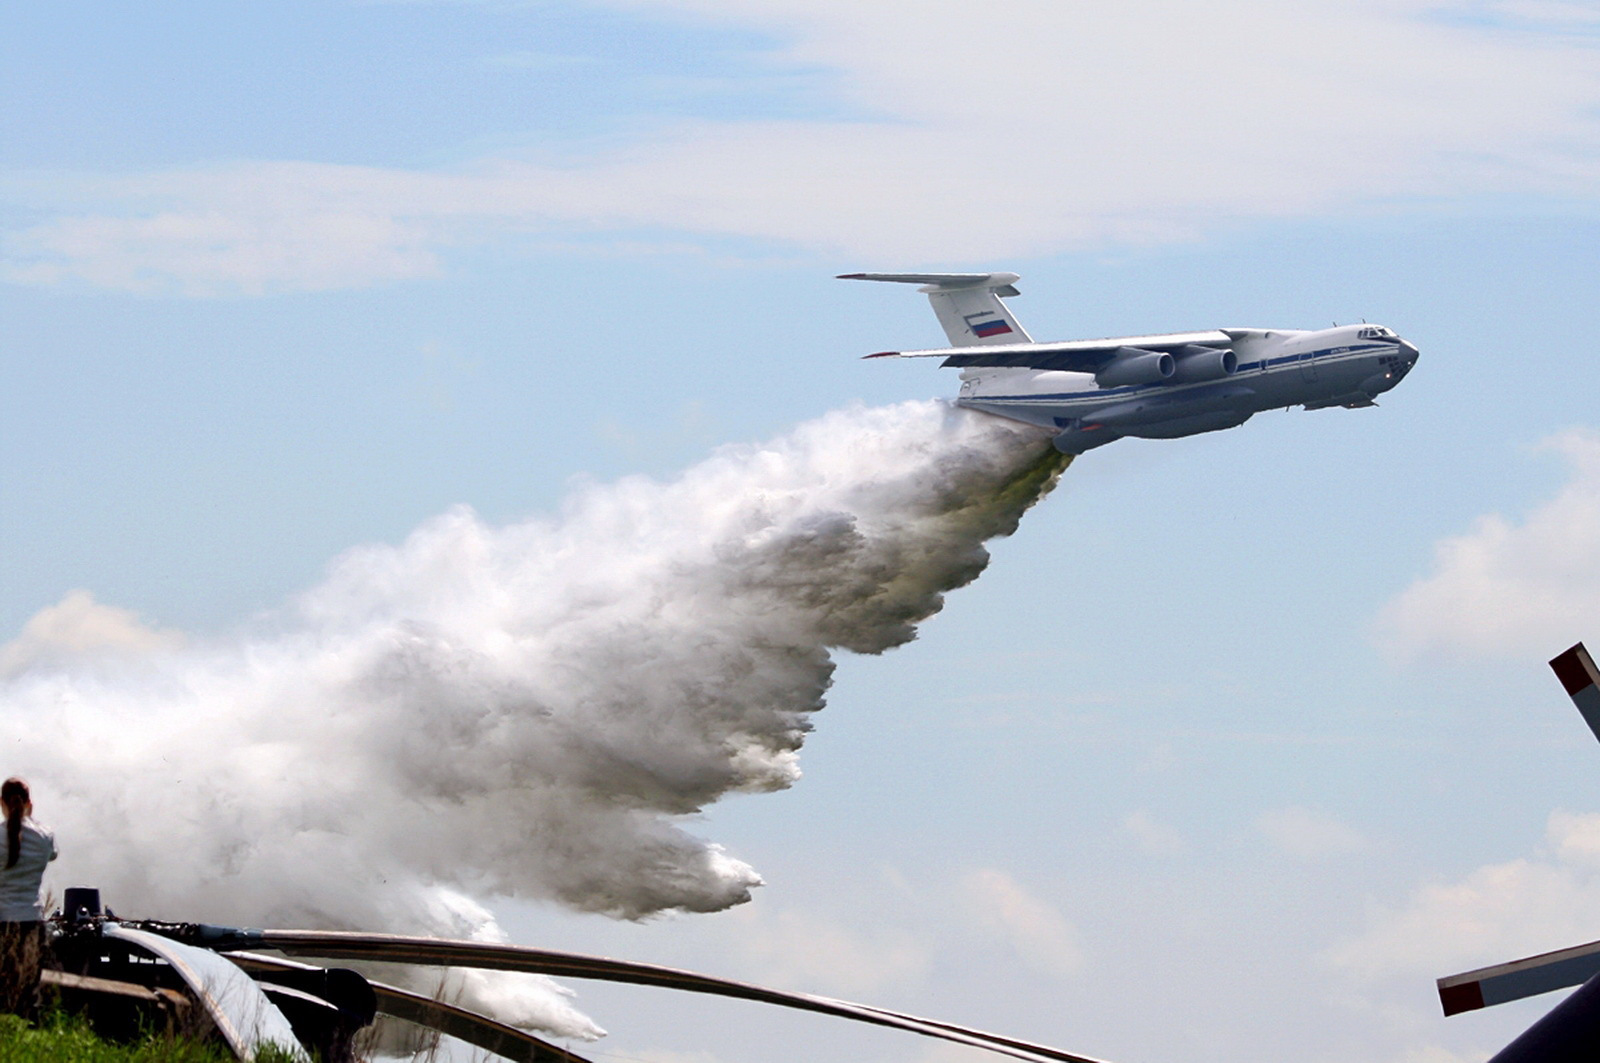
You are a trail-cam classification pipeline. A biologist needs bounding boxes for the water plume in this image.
[0,400,1068,1035]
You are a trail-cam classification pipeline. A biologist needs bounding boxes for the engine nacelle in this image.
[1095,347,1174,388]
[1169,345,1237,384]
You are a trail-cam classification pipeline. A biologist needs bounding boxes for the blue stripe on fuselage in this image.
[970,343,1393,404]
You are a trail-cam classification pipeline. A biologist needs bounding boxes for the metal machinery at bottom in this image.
[37,886,1112,1063]
[1435,642,1600,1062]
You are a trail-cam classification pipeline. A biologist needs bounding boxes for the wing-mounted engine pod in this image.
[1168,345,1237,384]
[1094,347,1174,388]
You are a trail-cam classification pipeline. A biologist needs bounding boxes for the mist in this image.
[0,400,1069,1035]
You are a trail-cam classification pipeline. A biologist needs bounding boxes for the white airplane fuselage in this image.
[957,324,1419,452]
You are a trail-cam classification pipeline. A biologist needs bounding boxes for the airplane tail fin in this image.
[838,272,1034,348]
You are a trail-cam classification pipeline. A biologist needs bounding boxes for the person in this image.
[0,778,56,1018]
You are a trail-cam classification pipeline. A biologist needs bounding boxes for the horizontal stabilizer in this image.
[1439,938,1600,1015]
[839,272,1021,293]
[840,270,1031,346]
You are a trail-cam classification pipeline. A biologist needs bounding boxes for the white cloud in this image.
[1122,809,1188,856]
[1378,429,1600,661]
[8,1,1600,293]
[1329,809,1600,981]
[2,164,447,296]
[1386,1047,1477,1063]
[723,904,931,997]
[479,50,598,71]
[1257,806,1370,861]
[1550,808,1600,866]
[911,1044,1004,1063]
[1480,1,1600,30]
[0,590,184,678]
[597,1051,724,1063]
[961,868,1087,979]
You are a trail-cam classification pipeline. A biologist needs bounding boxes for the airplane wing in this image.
[865,331,1235,372]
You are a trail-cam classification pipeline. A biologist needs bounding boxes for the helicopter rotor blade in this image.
[255,930,1109,1063]
[1550,642,1600,744]
[227,951,595,1063]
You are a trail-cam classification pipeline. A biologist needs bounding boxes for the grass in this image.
[0,1011,305,1063]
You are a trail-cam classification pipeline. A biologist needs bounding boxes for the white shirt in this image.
[0,819,57,921]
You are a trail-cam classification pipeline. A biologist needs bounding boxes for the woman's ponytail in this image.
[1,778,29,870]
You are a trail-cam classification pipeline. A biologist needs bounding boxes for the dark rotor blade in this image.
[228,951,594,1063]
[1550,642,1600,744]
[255,930,1110,1063]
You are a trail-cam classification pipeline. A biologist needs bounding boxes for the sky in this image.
[7,1,1600,1061]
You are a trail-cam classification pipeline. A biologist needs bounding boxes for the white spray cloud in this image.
[1378,429,1600,661]
[0,401,1065,1033]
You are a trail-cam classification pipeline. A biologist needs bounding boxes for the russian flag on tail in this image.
[964,312,1012,339]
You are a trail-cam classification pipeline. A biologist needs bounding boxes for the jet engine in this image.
[1169,345,1237,384]
[1094,347,1174,388]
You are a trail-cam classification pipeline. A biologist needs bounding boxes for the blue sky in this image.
[8,3,1600,1062]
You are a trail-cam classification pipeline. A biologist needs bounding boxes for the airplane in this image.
[841,271,1419,454]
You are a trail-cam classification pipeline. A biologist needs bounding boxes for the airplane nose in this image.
[1398,339,1419,363]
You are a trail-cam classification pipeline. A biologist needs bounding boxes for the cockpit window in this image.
[1358,326,1395,339]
